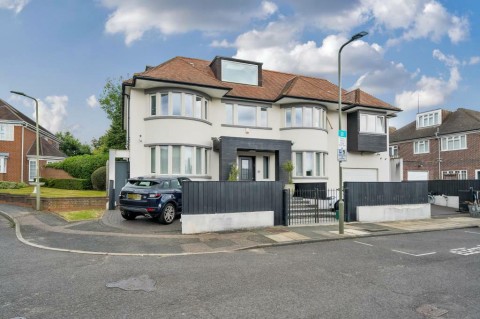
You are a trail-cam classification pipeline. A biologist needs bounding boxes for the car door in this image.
[171,178,183,210]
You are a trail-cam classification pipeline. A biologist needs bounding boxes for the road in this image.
[1,216,480,319]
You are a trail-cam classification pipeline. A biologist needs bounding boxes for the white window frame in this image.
[359,113,385,134]
[293,151,327,177]
[153,145,209,176]
[413,140,429,154]
[475,169,480,180]
[416,110,441,128]
[389,145,399,158]
[28,159,37,182]
[150,94,157,116]
[441,134,467,151]
[223,102,269,128]
[0,156,6,173]
[149,91,209,120]
[284,106,326,129]
[442,170,467,180]
[0,123,14,141]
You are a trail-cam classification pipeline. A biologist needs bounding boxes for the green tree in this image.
[56,131,91,156]
[97,77,126,152]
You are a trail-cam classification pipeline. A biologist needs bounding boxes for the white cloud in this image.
[395,50,461,110]
[86,95,100,108]
[0,0,29,13]
[233,21,384,77]
[210,39,234,48]
[468,56,480,65]
[353,62,411,95]
[37,96,69,133]
[101,0,277,45]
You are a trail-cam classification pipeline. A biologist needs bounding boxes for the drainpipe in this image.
[21,124,24,182]
[125,93,130,150]
[435,128,441,179]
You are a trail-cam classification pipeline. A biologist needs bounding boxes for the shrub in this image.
[0,181,28,189]
[91,166,107,190]
[48,153,108,180]
[227,163,239,181]
[41,178,91,190]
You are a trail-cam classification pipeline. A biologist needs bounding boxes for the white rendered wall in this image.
[181,211,274,234]
[357,204,431,222]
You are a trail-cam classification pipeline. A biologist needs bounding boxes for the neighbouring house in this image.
[119,56,401,189]
[0,99,67,183]
[389,108,480,181]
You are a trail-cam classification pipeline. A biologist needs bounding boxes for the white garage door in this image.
[407,171,428,181]
[343,168,378,182]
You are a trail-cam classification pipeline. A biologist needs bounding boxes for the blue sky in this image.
[0,0,479,143]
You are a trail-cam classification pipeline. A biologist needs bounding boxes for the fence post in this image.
[108,180,115,210]
[283,189,289,226]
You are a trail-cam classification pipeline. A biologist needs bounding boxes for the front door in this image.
[239,157,255,181]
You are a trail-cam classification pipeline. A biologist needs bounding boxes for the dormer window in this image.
[416,110,441,128]
[210,56,262,86]
[221,60,258,85]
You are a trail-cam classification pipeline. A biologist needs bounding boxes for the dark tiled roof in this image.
[27,137,66,158]
[126,56,400,111]
[0,99,56,138]
[390,108,480,143]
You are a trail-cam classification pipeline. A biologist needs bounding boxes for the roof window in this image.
[416,110,441,129]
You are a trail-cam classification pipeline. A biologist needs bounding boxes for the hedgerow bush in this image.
[0,181,28,189]
[41,178,91,190]
[91,166,107,191]
[48,153,108,180]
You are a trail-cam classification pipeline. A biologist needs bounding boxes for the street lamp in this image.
[337,31,368,234]
[10,90,41,211]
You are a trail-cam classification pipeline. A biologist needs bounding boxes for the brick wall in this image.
[0,193,106,211]
[396,131,480,180]
[0,125,24,182]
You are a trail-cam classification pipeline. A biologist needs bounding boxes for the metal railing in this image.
[285,188,338,226]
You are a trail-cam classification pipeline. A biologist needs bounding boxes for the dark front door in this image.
[239,157,255,181]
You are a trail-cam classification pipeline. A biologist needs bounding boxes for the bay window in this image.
[283,106,326,129]
[148,91,209,120]
[152,145,210,176]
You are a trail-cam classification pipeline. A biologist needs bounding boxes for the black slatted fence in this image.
[182,181,284,225]
[344,181,428,221]
[428,180,480,196]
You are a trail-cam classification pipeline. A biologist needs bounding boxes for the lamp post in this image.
[337,31,368,234]
[10,90,41,211]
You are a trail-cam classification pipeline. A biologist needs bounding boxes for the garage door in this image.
[343,168,378,182]
[407,171,428,181]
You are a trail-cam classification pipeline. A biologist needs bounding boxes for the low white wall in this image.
[357,204,431,223]
[182,211,274,234]
[433,195,458,209]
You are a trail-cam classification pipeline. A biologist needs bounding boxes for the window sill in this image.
[145,116,212,126]
[293,176,328,180]
[221,124,272,130]
[280,127,327,132]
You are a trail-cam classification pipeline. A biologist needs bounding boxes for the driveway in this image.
[431,204,465,218]
[101,208,182,234]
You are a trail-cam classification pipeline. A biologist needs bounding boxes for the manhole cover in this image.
[416,304,448,317]
[106,275,156,292]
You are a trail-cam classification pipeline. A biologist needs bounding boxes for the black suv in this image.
[118,176,190,224]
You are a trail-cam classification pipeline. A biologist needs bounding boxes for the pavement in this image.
[1,203,480,257]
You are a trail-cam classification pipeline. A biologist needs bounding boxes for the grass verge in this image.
[56,209,104,222]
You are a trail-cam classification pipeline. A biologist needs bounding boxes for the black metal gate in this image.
[285,188,338,225]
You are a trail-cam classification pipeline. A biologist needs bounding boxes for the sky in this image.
[0,0,479,143]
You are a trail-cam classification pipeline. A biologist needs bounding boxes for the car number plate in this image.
[127,193,142,200]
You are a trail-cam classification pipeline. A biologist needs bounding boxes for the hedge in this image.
[47,153,108,180]
[41,178,92,190]
[0,181,28,189]
[91,166,107,191]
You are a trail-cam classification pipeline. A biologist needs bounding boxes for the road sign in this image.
[338,130,347,162]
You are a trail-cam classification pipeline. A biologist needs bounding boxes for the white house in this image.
[120,56,400,189]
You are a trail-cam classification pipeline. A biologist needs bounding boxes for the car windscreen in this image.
[126,180,159,187]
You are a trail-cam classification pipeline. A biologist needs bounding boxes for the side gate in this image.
[284,188,338,225]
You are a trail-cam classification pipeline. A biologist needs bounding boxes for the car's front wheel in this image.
[158,203,176,225]
[121,210,137,220]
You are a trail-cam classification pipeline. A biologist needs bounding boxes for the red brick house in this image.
[390,108,480,181]
[0,99,67,183]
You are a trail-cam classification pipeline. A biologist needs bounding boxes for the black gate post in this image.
[283,189,289,226]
